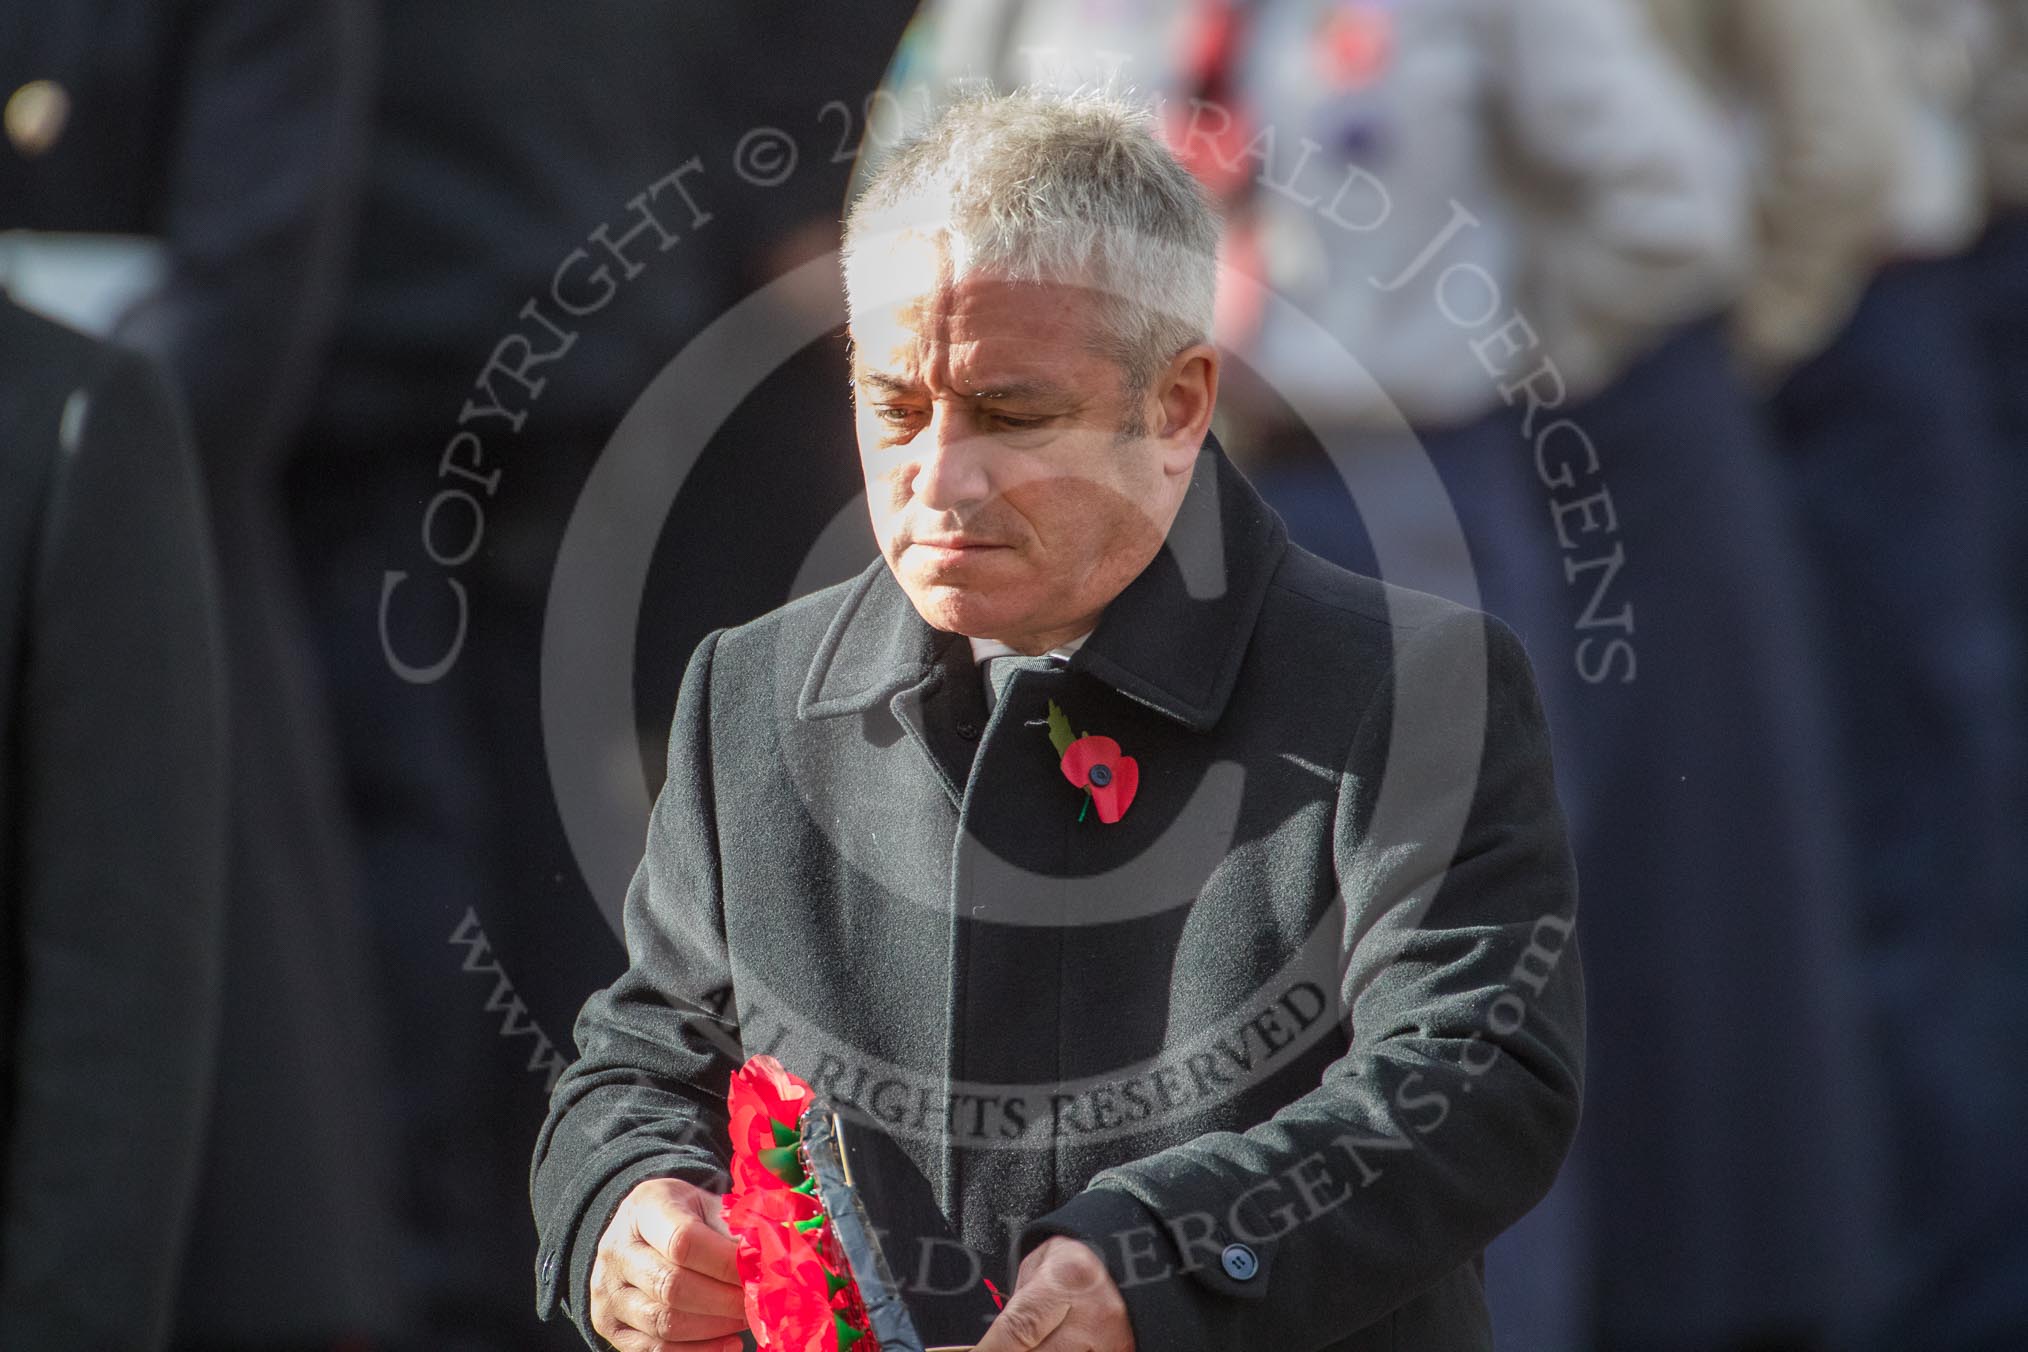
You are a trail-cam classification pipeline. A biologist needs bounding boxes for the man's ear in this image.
[1153,343,1220,470]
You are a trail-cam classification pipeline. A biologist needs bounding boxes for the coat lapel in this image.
[795,558,986,810]
[1070,433,1288,731]
[796,556,945,720]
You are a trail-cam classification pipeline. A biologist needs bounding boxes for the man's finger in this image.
[606,1328,744,1352]
[633,1198,740,1285]
[668,1211,741,1285]
[590,1253,631,1342]
[609,1237,682,1305]
[973,1286,1073,1352]
[605,1279,750,1345]
[612,1238,747,1321]
[1029,1320,1132,1352]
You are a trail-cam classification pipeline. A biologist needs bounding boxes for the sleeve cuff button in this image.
[1220,1242,1259,1281]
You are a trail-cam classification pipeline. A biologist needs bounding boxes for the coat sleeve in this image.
[529,628,745,1347]
[1016,611,1585,1346]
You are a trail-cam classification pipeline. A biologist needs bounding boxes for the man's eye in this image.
[989,413,1046,431]
[875,406,922,426]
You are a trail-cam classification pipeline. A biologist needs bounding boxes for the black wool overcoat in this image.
[0,299,227,1346]
[532,435,1585,1351]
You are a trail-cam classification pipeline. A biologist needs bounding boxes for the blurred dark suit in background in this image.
[0,298,225,1349]
[2,1,404,1347]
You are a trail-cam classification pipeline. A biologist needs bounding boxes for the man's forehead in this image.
[851,221,1102,316]
[849,279,1105,392]
[851,321,1088,397]
[862,272,1094,329]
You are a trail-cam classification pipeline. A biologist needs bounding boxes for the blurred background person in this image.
[1646,0,1902,382]
[0,293,226,1351]
[1976,4,2028,650]
[1759,1,2028,1345]
[1,2,408,1348]
[1972,42,2028,1333]
[1973,3,2028,920]
[893,0,1897,1347]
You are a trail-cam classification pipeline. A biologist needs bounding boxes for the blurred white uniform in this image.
[891,0,1747,430]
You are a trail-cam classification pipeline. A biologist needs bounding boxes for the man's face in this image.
[848,233,1200,650]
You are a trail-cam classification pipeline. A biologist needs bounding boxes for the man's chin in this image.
[896,576,1026,639]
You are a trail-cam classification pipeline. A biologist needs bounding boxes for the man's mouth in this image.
[909,536,1010,559]
[914,536,1002,550]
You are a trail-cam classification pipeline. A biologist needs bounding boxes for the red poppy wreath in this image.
[721,1056,873,1351]
[720,1056,1007,1351]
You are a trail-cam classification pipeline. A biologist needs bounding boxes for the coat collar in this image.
[796,432,1288,732]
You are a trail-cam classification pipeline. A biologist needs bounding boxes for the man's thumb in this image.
[974,1282,1070,1352]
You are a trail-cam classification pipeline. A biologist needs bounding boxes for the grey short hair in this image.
[842,88,1221,396]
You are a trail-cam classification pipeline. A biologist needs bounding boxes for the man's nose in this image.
[910,407,992,512]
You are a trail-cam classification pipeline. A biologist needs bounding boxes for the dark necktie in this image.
[982,653,1062,715]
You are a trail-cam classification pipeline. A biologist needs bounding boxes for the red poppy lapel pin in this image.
[1044,699,1139,823]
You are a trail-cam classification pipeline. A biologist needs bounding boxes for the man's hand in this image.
[973,1236,1135,1352]
[588,1177,748,1352]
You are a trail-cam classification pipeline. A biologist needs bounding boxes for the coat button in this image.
[1220,1242,1258,1281]
[956,718,979,741]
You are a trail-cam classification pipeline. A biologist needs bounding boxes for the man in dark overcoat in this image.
[0,295,226,1347]
[532,89,1584,1352]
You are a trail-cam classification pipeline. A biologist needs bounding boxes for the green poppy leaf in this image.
[1045,700,1075,758]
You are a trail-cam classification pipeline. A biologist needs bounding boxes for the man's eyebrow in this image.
[855,372,1071,404]
[967,379,1070,403]
[856,371,919,397]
